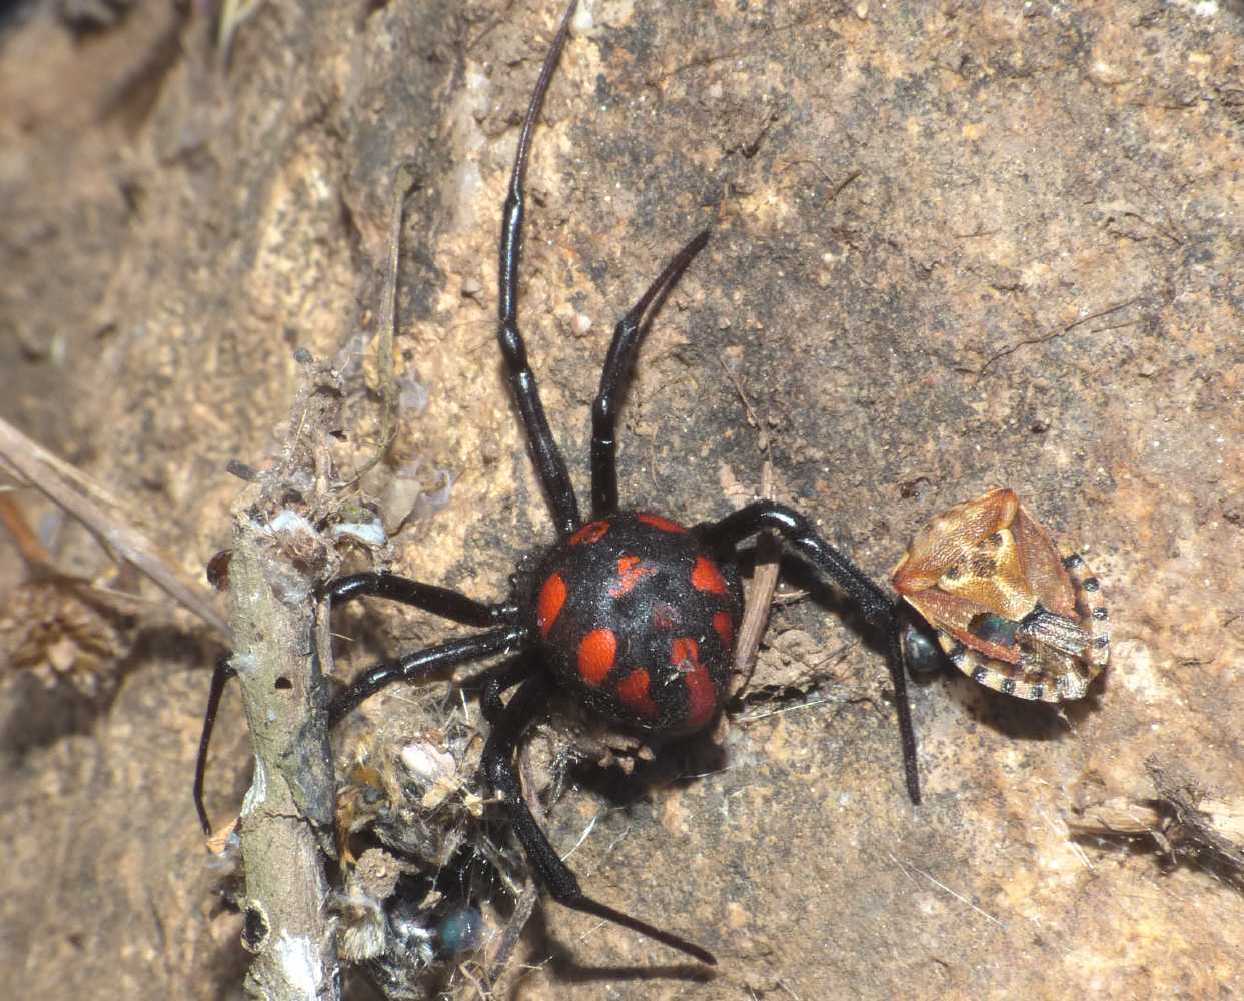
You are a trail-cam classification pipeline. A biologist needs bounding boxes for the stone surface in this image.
[1,1,1241,998]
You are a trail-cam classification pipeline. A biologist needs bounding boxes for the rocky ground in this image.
[1,1,1241,998]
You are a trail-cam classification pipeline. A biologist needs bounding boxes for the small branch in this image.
[975,297,1143,377]
[717,357,780,696]
[351,162,418,484]
[887,851,1007,930]
[0,493,55,567]
[733,460,780,695]
[1067,756,1244,890]
[228,526,338,1001]
[482,879,538,994]
[0,415,228,638]
[225,355,347,1001]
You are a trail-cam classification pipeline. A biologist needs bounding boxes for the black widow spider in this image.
[194,0,919,969]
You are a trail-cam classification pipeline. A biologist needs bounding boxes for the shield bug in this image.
[893,487,1109,701]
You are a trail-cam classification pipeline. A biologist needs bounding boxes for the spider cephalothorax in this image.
[195,0,921,970]
[893,487,1110,701]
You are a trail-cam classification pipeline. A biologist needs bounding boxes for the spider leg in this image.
[479,654,539,725]
[482,673,718,965]
[497,0,582,537]
[192,627,528,834]
[325,572,518,626]
[328,625,527,725]
[192,579,523,832]
[700,500,921,805]
[193,655,238,835]
[590,229,712,517]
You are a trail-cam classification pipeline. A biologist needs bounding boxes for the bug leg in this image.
[497,0,582,537]
[590,229,711,517]
[193,655,238,835]
[328,625,528,726]
[700,500,921,805]
[324,572,518,627]
[483,673,718,965]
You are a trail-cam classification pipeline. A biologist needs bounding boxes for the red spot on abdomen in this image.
[609,555,657,597]
[671,637,698,668]
[569,520,610,546]
[637,513,688,533]
[713,611,735,652]
[691,555,728,596]
[616,668,659,719]
[537,573,567,638]
[672,637,718,729]
[577,628,617,686]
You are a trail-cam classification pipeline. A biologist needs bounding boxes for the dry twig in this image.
[0,415,228,638]
[351,162,418,484]
[220,354,347,1001]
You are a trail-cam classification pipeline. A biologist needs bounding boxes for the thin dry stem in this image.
[733,459,781,695]
[0,415,229,637]
[223,354,347,1001]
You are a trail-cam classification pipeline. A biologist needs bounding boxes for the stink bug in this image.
[892,487,1110,701]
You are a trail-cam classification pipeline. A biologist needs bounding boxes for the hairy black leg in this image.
[328,626,527,726]
[482,673,717,964]
[700,500,921,805]
[325,572,518,626]
[590,229,712,517]
[497,0,581,537]
[193,655,238,835]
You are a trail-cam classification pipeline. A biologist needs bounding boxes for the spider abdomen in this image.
[531,511,743,732]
